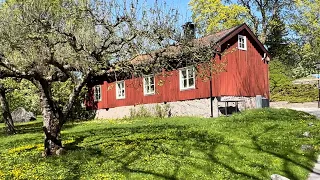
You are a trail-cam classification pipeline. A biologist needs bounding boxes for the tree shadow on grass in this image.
[61,123,262,179]
[0,121,82,136]
[0,117,304,180]
[59,122,319,180]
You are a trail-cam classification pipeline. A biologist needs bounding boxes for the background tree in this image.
[0,79,16,134]
[231,0,293,44]
[189,0,248,35]
[288,0,320,78]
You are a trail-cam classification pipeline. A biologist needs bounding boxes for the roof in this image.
[131,23,270,64]
[196,25,241,46]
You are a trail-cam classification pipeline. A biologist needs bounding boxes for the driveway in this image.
[270,102,320,118]
[290,108,320,118]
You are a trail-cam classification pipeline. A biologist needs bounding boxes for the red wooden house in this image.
[87,23,270,119]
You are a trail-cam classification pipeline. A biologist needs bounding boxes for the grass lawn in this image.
[0,108,319,180]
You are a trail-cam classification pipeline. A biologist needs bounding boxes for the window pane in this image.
[188,69,194,78]
[150,77,154,85]
[150,85,155,91]
[183,79,187,88]
[182,70,187,79]
[189,77,194,87]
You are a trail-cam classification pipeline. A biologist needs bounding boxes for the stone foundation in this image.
[95,96,260,119]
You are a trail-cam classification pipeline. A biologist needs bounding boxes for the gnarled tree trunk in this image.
[38,80,64,156]
[0,84,16,134]
[34,73,90,156]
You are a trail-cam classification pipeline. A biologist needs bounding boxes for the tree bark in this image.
[0,84,16,134]
[34,73,90,156]
[37,80,64,156]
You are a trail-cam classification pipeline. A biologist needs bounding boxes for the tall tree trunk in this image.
[35,73,90,156]
[38,80,64,156]
[0,85,16,134]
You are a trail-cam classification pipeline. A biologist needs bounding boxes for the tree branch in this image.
[61,71,91,124]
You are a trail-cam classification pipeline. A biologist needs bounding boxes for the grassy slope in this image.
[0,108,319,180]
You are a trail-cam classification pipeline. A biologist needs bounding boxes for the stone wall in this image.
[95,96,259,119]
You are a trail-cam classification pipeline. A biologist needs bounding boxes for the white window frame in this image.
[93,85,102,102]
[116,81,125,99]
[238,35,247,50]
[143,75,155,95]
[179,66,196,91]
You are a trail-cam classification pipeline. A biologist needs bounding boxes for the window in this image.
[116,81,125,99]
[238,35,247,50]
[143,75,155,95]
[94,85,101,102]
[179,67,195,90]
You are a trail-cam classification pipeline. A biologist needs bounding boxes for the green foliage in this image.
[129,104,171,119]
[0,109,318,179]
[189,0,248,34]
[269,60,292,91]
[154,104,170,118]
[129,106,152,119]
[271,84,317,103]
[269,60,317,102]
[265,14,292,66]
[3,79,40,115]
[288,0,320,76]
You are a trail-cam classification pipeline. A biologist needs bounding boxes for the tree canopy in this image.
[0,0,220,156]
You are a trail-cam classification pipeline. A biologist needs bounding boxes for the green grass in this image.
[0,108,319,180]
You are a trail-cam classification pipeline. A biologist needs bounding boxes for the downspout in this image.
[210,70,213,117]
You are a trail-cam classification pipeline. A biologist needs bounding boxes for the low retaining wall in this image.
[95,96,260,119]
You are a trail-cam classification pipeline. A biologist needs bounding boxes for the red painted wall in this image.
[89,31,269,109]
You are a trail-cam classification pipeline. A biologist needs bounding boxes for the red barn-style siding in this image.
[88,23,270,110]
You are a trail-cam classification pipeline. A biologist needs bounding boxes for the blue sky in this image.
[0,0,192,25]
[147,0,192,25]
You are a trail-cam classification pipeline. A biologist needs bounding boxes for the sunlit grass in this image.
[0,108,319,179]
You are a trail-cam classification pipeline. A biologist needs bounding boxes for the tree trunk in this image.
[0,85,16,134]
[38,81,64,156]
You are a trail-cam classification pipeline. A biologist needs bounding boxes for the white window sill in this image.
[144,92,155,96]
[116,97,125,100]
[180,86,196,91]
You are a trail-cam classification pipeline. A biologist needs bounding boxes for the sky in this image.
[0,0,193,26]
[146,0,192,25]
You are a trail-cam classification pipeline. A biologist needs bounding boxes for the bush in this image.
[129,104,171,119]
[129,106,152,119]
[269,60,292,92]
[271,83,317,102]
[269,60,318,103]
[154,104,170,118]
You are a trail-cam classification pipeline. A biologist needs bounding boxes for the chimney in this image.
[182,22,195,40]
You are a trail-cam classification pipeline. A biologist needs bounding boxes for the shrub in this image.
[129,105,152,119]
[271,83,317,102]
[129,104,171,119]
[154,104,170,118]
[269,60,318,103]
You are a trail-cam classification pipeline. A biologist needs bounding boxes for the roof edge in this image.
[217,23,271,59]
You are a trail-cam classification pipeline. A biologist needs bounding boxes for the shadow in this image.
[58,122,270,179]
[0,121,82,135]
[218,106,240,115]
[3,111,318,179]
